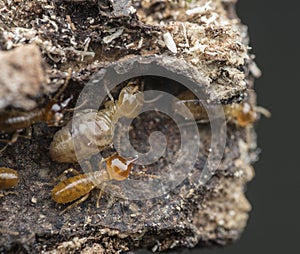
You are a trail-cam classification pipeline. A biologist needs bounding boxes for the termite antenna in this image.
[53,68,72,101]
[255,106,271,118]
[127,156,138,164]
[144,94,163,104]
[104,83,114,102]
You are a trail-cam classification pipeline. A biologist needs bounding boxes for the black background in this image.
[176,1,299,253]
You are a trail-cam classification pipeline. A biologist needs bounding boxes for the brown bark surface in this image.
[0,1,260,253]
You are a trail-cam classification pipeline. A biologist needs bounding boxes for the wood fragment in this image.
[0,0,262,253]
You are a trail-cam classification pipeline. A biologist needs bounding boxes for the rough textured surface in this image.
[0,0,260,253]
[0,44,47,110]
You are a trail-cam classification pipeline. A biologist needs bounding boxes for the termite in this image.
[49,84,144,163]
[0,167,19,190]
[0,69,72,152]
[173,90,270,127]
[52,154,137,214]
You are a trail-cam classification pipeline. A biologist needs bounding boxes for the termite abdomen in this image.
[0,167,19,190]
[49,109,115,163]
[49,84,144,163]
[52,174,96,204]
[0,111,43,133]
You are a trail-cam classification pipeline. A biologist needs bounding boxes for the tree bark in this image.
[0,0,260,253]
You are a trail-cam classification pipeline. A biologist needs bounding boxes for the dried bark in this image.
[0,0,260,253]
[0,44,47,110]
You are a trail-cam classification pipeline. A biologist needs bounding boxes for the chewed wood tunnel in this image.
[0,0,267,253]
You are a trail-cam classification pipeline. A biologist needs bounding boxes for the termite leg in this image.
[59,193,90,215]
[0,126,34,153]
[53,68,72,101]
[106,195,116,209]
[63,98,88,112]
[18,127,33,140]
[255,106,271,118]
[0,191,17,197]
[104,83,114,102]
[52,168,81,184]
[0,142,9,153]
[96,183,107,208]
[105,184,128,209]
[0,132,19,153]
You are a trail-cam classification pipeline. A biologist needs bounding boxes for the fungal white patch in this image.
[103,28,124,44]
[128,6,136,14]
[200,12,219,24]
[163,32,177,54]
[186,1,213,16]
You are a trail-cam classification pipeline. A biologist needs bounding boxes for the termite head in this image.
[234,102,257,127]
[117,85,144,119]
[43,96,72,126]
[106,155,137,181]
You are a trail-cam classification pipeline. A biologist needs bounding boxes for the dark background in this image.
[178,1,299,253]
